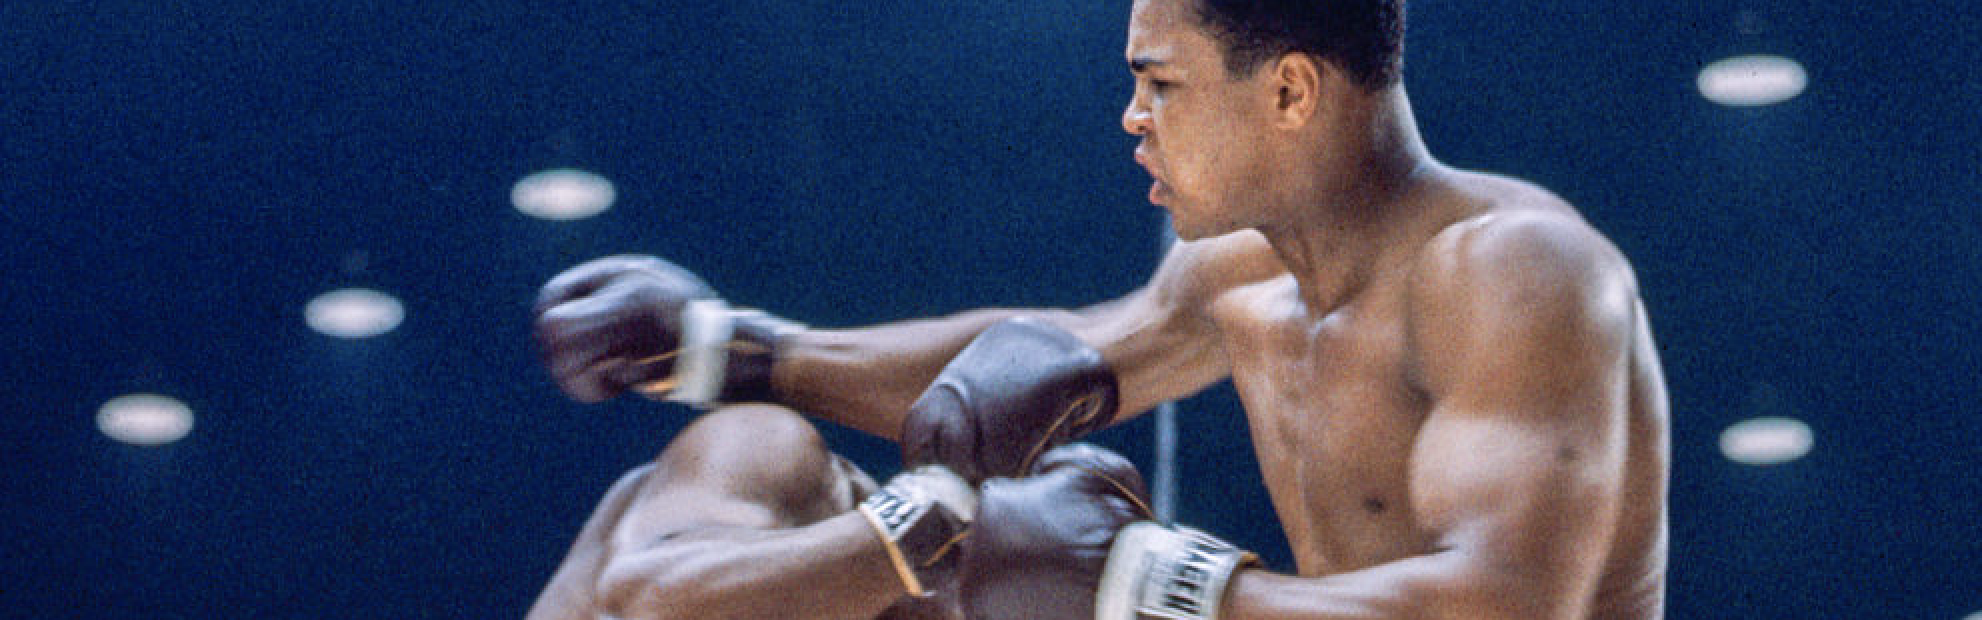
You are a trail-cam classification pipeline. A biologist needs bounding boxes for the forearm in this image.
[770,296,1228,438]
[1221,550,1574,620]
[598,512,907,620]
[772,307,1079,439]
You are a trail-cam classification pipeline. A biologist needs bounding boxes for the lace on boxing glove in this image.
[856,465,978,597]
[632,300,805,408]
[901,316,1120,484]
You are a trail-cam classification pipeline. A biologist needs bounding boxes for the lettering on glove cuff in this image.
[1096,522,1258,620]
[857,468,972,597]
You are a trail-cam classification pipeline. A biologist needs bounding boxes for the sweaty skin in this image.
[769,0,1670,618]
[526,405,961,620]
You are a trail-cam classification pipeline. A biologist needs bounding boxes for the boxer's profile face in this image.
[1122,0,1281,240]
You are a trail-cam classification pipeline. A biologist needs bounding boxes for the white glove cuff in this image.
[664,298,734,407]
[1095,522,1254,620]
[889,465,978,518]
[858,465,975,597]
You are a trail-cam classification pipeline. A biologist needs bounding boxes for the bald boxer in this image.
[522,403,962,620]
[536,0,1670,617]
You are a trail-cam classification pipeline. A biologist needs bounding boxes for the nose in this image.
[1121,96,1151,136]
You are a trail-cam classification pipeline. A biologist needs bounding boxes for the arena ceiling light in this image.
[98,393,195,446]
[511,168,616,221]
[1719,416,1814,466]
[1697,54,1808,107]
[306,288,405,339]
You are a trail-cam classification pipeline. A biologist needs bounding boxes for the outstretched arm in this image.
[1221,214,1640,619]
[533,232,1280,440]
[594,504,908,620]
[775,231,1283,439]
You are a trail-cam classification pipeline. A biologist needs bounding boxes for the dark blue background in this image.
[4,0,1977,617]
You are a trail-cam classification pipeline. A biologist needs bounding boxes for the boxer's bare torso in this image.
[1171,169,1667,618]
[762,167,1669,619]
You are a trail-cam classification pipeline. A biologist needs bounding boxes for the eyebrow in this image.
[1129,57,1170,73]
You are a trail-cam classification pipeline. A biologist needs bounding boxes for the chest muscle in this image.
[1210,281,1436,574]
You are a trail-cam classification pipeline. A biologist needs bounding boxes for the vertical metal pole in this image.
[1151,216,1179,523]
[1152,401,1178,522]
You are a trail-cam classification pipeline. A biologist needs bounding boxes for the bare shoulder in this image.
[531,408,851,620]
[1414,175,1636,309]
[1147,229,1286,316]
[1407,176,1640,391]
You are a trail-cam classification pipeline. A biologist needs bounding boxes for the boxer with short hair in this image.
[536,0,1669,617]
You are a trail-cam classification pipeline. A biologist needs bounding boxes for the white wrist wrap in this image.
[1095,522,1254,620]
[664,298,733,407]
[857,466,976,597]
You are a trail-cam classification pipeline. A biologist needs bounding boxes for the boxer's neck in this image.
[1259,86,1439,314]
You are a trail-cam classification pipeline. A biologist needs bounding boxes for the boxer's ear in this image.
[1268,52,1324,130]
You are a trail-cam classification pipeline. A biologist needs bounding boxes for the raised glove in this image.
[956,443,1152,620]
[901,317,1119,484]
[960,443,1255,620]
[533,255,802,407]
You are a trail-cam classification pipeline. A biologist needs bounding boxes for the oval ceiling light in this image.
[1698,54,1808,107]
[1720,416,1814,466]
[98,393,195,446]
[512,168,616,220]
[306,288,405,339]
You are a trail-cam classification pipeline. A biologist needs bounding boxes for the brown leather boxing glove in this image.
[959,444,1256,620]
[956,443,1152,620]
[900,317,1119,485]
[532,255,802,406]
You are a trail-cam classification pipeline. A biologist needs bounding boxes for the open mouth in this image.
[1134,151,1167,205]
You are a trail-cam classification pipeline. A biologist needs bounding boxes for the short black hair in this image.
[1192,0,1405,89]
